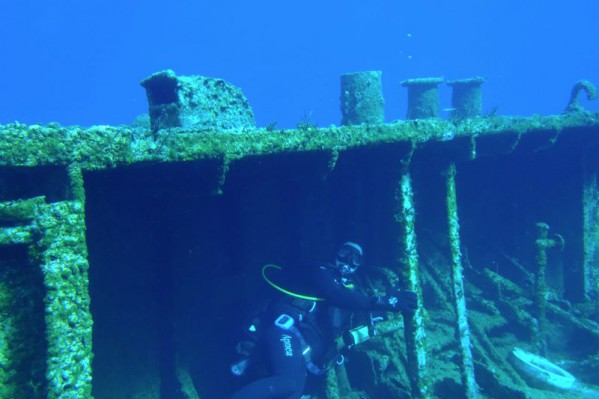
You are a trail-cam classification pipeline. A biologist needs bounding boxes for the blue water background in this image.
[1,0,598,128]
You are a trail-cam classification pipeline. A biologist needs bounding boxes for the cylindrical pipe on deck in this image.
[446,77,486,119]
[401,77,444,119]
[340,71,385,126]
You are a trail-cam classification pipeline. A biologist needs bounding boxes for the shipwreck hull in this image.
[1,111,599,398]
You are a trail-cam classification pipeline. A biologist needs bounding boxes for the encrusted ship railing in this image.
[1,113,597,169]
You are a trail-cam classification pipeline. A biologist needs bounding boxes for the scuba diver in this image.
[229,242,418,399]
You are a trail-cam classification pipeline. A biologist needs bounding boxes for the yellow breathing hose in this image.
[261,264,325,302]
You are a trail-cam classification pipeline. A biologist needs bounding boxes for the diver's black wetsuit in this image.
[230,263,382,399]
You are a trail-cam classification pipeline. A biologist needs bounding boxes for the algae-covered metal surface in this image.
[1,113,598,169]
[1,103,599,399]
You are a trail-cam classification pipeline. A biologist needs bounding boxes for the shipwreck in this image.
[0,70,598,399]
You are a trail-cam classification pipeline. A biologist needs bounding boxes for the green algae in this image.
[0,124,133,169]
[0,196,45,221]
[1,113,597,171]
[33,201,92,399]
[0,225,35,245]
[141,69,256,132]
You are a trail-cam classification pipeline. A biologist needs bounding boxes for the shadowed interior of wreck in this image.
[78,131,598,398]
[84,147,403,398]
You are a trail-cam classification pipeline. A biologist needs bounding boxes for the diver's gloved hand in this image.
[236,340,256,357]
[375,289,418,315]
[231,340,256,377]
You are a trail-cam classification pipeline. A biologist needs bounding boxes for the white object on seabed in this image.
[511,347,576,390]
[510,347,599,397]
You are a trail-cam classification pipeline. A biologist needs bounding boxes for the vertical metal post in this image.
[35,201,93,399]
[36,166,92,399]
[583,171,599,309]
[446,163,479,399]
[533,222,564,355]
[396,172,430,399]
[534,222,549,355]
[67,164,86,204]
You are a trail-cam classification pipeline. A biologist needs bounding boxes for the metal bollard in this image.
[447,77,486,119]
[401,77,444,119]
[340,71,385,126]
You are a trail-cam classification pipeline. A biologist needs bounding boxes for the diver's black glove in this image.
[374,289,418,315]
[236,340,255,357]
